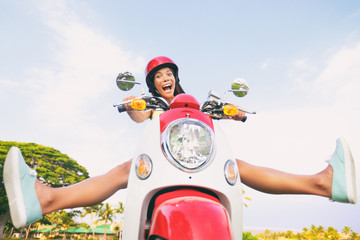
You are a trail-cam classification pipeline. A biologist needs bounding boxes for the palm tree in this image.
[24,224,31,240]
[318,225,325,236]
[114,202,125,218]
[113,202,125,239]
[263,229,271,239]
[350,231,359,240]
[32,222,42,239]
[82,204,103,237]
[44,211,62,237]
[310,224,319,237]
[302,227,312,239]
[58,210,80,240]
[285,230,293,238]
[110,222,121,240]
[97,203,117,239]
[325,226,339,240]
[78,222,91,239]
[343,226,352,236]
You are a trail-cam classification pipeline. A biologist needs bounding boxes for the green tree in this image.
[325,226,339,240]
[285,230,294,238]
[350,231,359,240]
[58,210,80,240]
[310,224,320,239]
[317,225,325,236]
[243,232,258,240]
[96,203,117,239]
[343,226,352,235]
[0,140,89,238]
[114,202,125,218]
[113,202,125,240]
[78,222,91,239]
[81,204,102,237]
[43,211,62,237]
[263,229,271,239]
[301,227,312,239]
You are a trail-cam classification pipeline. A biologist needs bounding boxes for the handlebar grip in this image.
[241,116,247,122]
[117,105,127,113]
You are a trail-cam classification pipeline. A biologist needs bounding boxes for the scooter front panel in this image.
[123,116,243,240]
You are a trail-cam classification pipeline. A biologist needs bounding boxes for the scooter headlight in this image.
[161,118,215,172]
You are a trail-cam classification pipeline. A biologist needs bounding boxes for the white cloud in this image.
[261,60,270,70]
[314,42,360,97]
[226,41,360,174]
[21,1,146,175]
[293,58,309,69]
[0,79,21,88]
[29,1,145,127]
[286,58,317,94]
[224,41,360,231]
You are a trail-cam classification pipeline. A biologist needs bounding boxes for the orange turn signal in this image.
[224,160,238,185]
[131,99,146,110]
[135,154,152,180]
[223,104,238,116]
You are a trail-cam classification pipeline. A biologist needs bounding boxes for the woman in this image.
[3,56,357,229]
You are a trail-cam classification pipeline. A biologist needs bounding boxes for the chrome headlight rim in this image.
[161,118,216,173]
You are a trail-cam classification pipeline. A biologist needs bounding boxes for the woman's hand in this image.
[223,109,246,121]
[123,96,137,111]
[123,95,152,123]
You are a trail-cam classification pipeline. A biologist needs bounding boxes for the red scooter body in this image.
[148,189,232,240]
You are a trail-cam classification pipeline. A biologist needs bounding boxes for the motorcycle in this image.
[114,72,256,240]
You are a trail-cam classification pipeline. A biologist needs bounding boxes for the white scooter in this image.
[114,72,255,240]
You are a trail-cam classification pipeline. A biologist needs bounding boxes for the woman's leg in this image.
[236,159,332,197]
[236,137,357,204]
[37,160,131,215]
[4,146,132,228]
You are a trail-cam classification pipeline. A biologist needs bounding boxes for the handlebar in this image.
[117,105,127,113]
[114,95,254,122]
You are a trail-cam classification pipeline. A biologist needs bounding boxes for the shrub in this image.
[243,231,259,240]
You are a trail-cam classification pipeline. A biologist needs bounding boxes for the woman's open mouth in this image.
[162,84,172,92]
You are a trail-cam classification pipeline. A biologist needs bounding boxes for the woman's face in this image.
[154,67,176,103]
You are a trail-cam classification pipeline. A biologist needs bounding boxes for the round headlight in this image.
[161,118,215,172]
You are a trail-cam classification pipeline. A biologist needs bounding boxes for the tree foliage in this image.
[0,140,90,218]
[243,231,259,240]
[255,225,359,240]
[96,203,117,239]
[81,204,103,237]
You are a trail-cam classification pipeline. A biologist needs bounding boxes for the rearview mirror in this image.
[230,78,249,97]
[116,72,139,91]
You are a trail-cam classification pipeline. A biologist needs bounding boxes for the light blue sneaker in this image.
[3,146,42,228]
[329,137,357,204]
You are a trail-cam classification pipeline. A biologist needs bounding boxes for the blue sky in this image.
[1,0,360,233]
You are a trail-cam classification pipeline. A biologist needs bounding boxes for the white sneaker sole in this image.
[340,137,357,204]
[3,147,27,228]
